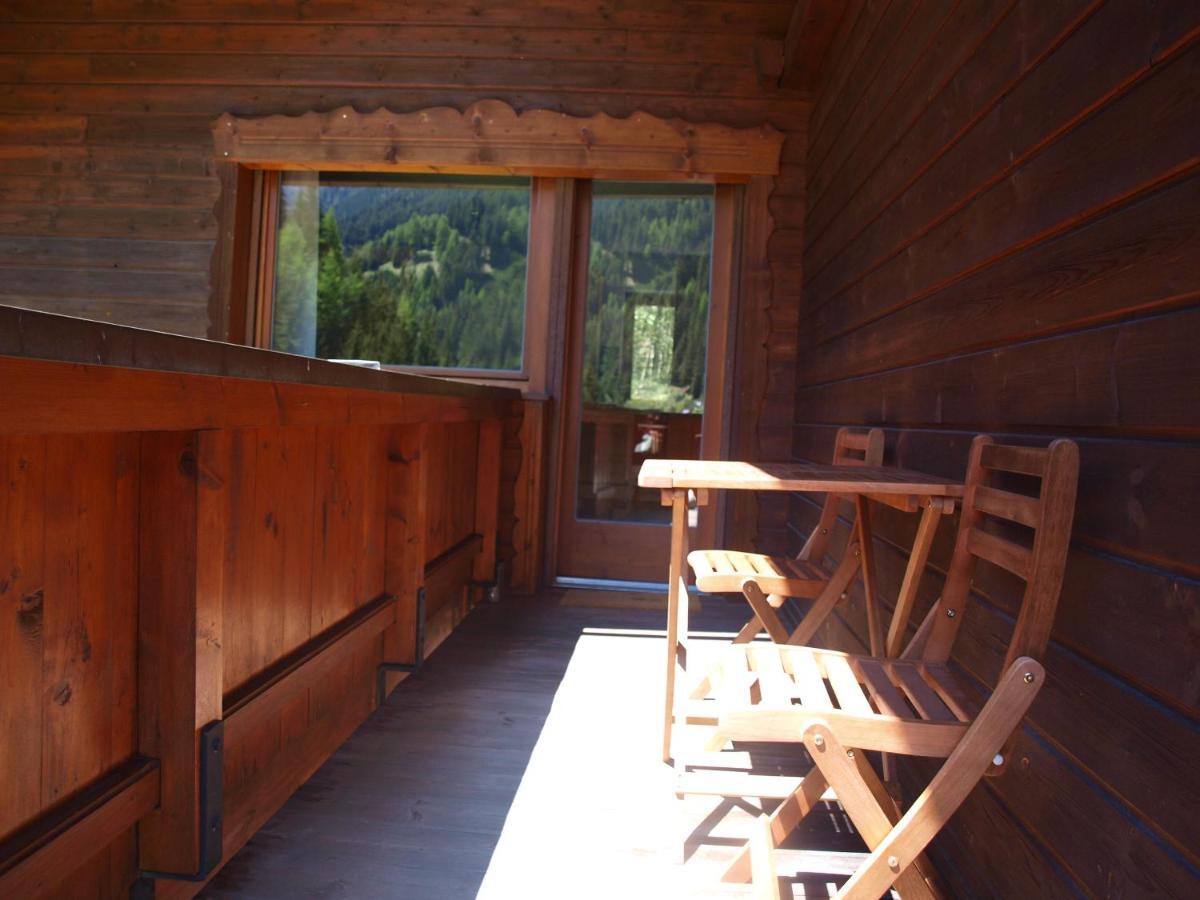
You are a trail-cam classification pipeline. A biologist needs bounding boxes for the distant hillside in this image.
[273,177,714,406]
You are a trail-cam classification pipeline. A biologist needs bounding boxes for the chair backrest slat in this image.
[799,427,884,563]
[837,430,873,452]
[965,529,1032,580]
[921,436,1079,676]
[979,442,1048,477]
[972,484,1040,528]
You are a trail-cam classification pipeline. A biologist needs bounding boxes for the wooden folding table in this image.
[637,459,966,762]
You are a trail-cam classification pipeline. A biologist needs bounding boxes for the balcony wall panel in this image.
[799,2,1200,895]
[0,314,515,898]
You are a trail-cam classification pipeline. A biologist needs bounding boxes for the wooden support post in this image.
[510,398,549,594]
[382,424,428,698]
[137,431,227,875]
[474,417,503,584]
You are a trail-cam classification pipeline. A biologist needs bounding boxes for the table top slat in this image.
[638,459,964,497]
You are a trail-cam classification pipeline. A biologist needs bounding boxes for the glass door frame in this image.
[550,179,740,586]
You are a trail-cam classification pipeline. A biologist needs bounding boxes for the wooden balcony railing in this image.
[0,307,520,898]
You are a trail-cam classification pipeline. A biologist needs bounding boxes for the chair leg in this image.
[802,724,936,900]
[742,581,791,643]
[750,814,783,900]
[723,765,829,883]
[787,542,861,646]
[733,616,764,644]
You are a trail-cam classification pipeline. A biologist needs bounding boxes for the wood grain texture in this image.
[0,355,511,436]
[799,5,1200,890]
[382,423,428,693]
[137,430,226,874]
[214,100,784,178]
[0,757,158,900]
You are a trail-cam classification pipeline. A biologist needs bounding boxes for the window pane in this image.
[271,173,530,371]
[576,182,714,523]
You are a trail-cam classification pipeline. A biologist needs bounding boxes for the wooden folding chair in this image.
[700,436,1079,899]
[686,427,885,649]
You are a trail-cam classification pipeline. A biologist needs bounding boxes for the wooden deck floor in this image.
[202,592,871,899]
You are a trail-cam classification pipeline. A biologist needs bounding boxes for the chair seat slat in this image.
[921,664,979,722]
[687,549,826,596]
[718,647,755,711]
[854,658,913,719]
[889,661,956,722]
[750,643,794,708]
[817,652,873,715]
[780,647,833,710]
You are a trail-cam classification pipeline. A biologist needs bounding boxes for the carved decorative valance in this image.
[212,100,783,180]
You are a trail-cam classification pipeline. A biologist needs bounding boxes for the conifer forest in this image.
[271,176,713,413]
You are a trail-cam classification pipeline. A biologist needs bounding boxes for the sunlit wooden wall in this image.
[0,344,512,898]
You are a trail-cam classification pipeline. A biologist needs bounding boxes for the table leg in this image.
[885,496,944,658]
[855,497,885,657]
[663,488,690,763]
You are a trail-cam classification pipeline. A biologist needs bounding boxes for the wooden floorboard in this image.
[202,592,873,899]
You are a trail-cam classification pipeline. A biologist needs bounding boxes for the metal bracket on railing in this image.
[376,587,426,706]
[131,719,224,893]
[470,561,503,605]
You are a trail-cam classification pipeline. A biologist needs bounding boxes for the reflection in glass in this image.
[576,182,714,524]
[271,173,531,371]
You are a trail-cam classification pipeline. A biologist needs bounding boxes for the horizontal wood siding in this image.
[799,1,1200,895]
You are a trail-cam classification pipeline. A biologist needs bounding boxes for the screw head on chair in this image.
[1023,672,1035,684]
[812,734,825,749]
[846,750,854,759]
[946,609,956,618]
[887,856,900,871]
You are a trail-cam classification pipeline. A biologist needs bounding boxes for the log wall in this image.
[0,2,810,546]
[0,309,514,898]
[796,2,1200,895]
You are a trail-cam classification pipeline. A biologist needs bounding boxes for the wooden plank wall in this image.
[796,1,1200,895]
[0,1,810,552]
[0,352,513,899]
[0,434,141,897]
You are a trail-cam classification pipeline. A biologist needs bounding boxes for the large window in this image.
[268,173,531,373]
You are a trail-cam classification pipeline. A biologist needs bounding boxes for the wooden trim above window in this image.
[212,100,784,181]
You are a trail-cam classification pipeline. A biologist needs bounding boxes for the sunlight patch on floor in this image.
[476,631,867,899]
